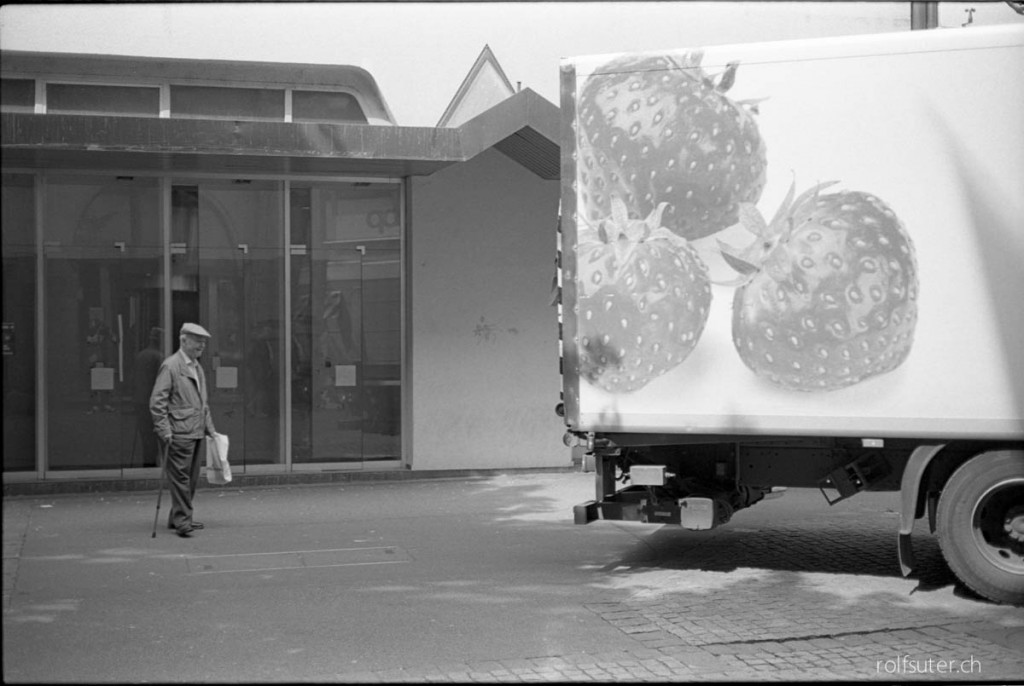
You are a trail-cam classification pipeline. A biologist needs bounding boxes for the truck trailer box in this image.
[559,25,1023,441]
[558,25,1023,605]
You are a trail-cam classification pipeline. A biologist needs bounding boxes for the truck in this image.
[556,24,1024,605]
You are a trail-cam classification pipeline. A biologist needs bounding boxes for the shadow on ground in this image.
[593,502,999,609]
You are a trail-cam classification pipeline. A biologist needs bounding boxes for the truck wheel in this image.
[936,450,1024,605]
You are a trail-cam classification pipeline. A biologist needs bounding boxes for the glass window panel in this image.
[190,180,284,467]
[362,246,401,367]
[292,90,368,124]
[1,78,35,112]
[2,174,37,472]
[290,186,314,462]
[47,83,160,117]
[290,252,314,463]
[317,184,402,243]
[172,186,199,246]
[292,182,401,466]
[2,173,35,245]
[43,176,162,471]
[43,175,162,247]
[361,242,400,459]
[170,85,284,121]
[290,186,312,246]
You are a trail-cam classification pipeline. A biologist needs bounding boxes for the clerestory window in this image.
[47,83,160,117]
[292,90,367,124]
[170,85,285,121]
[0,78,35,112]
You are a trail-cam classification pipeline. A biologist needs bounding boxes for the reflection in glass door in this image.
[361,241,402,461]
[43,176,163,473]
[37,175,397,476]
[2,174,37,473]
[172,181,285,470]
[317,246,364,461]
[291,183,402,468]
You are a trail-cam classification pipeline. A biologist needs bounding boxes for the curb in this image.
[2,465,577,498]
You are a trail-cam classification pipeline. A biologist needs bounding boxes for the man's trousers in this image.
[164,436,204,531]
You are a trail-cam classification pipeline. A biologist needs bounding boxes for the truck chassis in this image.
[567,428,1023,605]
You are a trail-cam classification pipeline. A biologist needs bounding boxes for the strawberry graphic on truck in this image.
[558,26,1024,606]
[573,48,918,394]
[726,181,919,392]
[576,198,711,393]
[577,51,767,242]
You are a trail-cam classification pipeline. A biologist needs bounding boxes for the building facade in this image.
[1,50,562,484]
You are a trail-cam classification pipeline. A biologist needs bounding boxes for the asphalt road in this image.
[4,472,1023,682]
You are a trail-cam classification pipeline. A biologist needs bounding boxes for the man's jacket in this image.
[150,349,215,440]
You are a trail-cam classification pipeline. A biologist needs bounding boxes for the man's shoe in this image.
[168,521,205,530]
[176,526,194,538]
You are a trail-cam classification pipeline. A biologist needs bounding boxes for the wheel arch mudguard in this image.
[897,443,946,577]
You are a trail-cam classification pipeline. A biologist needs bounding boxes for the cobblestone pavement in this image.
[338,487,1024,682]
[4,475,1023,682]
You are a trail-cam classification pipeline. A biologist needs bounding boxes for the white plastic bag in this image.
[205,432,232,485]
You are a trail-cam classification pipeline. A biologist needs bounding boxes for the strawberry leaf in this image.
[737,202,769,239]
[787,180,840,233]
[645,202,669,235]
[790,180,839,211]
[714,62,739,93]
[767,176,797,233]
[719,247,761,277]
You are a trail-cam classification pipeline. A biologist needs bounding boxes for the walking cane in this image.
[151,439,169,538]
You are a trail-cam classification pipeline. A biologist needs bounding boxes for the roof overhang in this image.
[1,88,560,180]
[1,50,398,126]
[458,88,560,179]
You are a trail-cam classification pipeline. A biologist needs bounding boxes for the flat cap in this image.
[180,322,212,338]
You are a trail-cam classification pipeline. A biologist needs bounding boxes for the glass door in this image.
[3,174,37,473]
[361,240,402,461]
[291,182,402,468]
[315,245,364,461]
[45,244,126,471]
[43,175,163,473]
[172,181,285,471]
[119,245,166,469]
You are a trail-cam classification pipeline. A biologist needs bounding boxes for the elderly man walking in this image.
[150,323,217,537]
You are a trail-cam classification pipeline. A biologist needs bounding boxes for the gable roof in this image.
[436,45,516,128]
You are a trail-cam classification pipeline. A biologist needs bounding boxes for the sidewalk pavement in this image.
[4,472,1024,683]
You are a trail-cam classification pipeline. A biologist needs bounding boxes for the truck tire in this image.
[936,450,1024,605]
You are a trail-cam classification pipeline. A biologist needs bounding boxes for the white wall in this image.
[409,147,562,470]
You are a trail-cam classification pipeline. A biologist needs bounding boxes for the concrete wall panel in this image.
[410,147,562,470]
